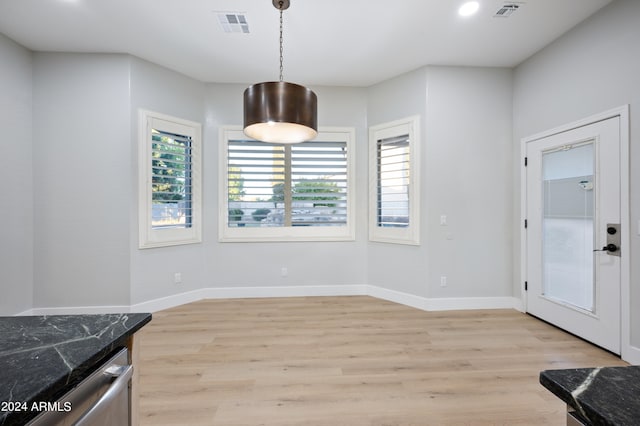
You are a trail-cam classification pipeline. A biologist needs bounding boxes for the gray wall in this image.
[0,33,33,315]
[0,42,514,312]
[7,3,611,316]
[366,67,429,297]
[129,57,207,304]
[513,0,640,345]
[32,53,131,308]
[201,83,369,296]
[129,65,370,305]
[10,50,370,310]
[425,66,513,299]
[366,66,513,300]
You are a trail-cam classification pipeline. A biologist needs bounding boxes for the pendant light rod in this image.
[274,0,288,82]
[279,6,284,82]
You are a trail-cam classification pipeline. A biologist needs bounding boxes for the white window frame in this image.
[219,126,356,242]
[138,109,202,249]
[369,115,421,245]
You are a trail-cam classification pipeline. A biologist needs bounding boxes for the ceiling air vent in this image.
[494,3,524,18]
[216,12,250,33]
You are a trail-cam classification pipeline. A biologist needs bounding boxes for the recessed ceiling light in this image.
[459,1,480,17]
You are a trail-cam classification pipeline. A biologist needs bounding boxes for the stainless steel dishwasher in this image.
[27,347,132,426]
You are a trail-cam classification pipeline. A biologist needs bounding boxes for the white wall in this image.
[513,0,640,348]
[32,53,131,308]
[0,33,33,315]
[366,66,513,303]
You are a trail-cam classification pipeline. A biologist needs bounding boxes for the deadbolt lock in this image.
[605,223,621,257]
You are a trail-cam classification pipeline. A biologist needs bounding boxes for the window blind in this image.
[151,129,193,229]
[377,134,410,228]
[228,139,348,227]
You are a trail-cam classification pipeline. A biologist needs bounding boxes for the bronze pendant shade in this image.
[242,0,318,144]
[243,81,317,144]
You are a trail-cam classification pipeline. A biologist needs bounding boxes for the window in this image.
[138,110,202,248]
[219,127,355,242]
[369,116,420,245]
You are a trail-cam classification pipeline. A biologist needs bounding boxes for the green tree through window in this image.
[151,130,192,228]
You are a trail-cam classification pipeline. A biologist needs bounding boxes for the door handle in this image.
[594,244,618,253]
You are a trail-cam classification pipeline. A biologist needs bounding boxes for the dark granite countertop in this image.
[540,365,640,426]
[0,313,151,426]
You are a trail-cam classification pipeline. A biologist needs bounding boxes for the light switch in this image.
[440,215,447,226]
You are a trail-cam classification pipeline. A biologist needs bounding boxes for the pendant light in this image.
[243,0,317,144]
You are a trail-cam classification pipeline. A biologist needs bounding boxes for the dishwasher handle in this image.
[73,364,133,426]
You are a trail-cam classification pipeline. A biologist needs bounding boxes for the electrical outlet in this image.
[440,276,447,287]
[281,267,288,277]
[174,272,182,284]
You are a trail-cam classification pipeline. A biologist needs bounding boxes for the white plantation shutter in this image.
[220,127,355,242]
[139,110,202,249]
[369,116,420,245]
[151,130,193,229]
[376,134,410,228]
[291,141,348,226]
[227,140,348,227]
[227,140,284,225]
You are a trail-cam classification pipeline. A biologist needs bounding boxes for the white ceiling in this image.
[0,0,612,87]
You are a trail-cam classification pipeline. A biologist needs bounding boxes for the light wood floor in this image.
[137,296,626,425]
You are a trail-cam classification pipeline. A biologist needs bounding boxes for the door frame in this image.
[520,105,630,360]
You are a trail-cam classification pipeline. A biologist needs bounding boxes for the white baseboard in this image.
[28,305,131,316]
[512,298,525,313]
[424,296,519,311]
[622,344,640,365]
[130,285,367,313]
[21,285,521,317]
[366,285,427,311]
[367,286,519,311]
[130,288,212,313]
[206,284,367,299]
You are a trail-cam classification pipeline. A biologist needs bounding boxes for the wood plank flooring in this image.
[137,296,626,425]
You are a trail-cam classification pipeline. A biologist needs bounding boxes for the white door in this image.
[525,117,621,354]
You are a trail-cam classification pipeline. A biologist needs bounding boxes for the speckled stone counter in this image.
[0,313,151,425]
[540,366,640,425]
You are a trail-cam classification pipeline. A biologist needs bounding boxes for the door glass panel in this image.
[541,142,595,311]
